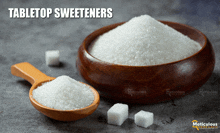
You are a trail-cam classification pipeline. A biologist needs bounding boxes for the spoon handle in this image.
[11,62,53,85]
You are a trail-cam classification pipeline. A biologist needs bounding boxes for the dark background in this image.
[1,0,220,132]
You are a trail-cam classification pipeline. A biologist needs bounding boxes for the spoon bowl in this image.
[11,62,100,121]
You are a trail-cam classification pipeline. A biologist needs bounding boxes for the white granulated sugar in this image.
[32,75,94,110]
[89,15,202,66]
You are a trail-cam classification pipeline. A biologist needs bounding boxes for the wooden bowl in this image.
[76,21,215,104]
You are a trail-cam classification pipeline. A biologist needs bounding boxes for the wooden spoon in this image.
[11,62,100,121]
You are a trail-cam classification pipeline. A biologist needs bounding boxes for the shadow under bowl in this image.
[76,21,215,104]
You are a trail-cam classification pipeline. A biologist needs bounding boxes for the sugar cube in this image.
[107,103,128,126]
[134,110,154,128]
[45,50,60,66]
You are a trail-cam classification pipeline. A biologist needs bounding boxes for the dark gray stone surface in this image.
[0,0,220,132]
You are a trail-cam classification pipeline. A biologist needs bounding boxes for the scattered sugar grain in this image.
[32,75,94,110]
[45,50,60,66]
[89,15,202,66]
[134,110,154,128]
[107,103,128,126]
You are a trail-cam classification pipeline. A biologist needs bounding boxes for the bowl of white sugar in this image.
[76,15,215,104]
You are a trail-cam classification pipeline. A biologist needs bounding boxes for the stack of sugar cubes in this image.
[107,103,154,128]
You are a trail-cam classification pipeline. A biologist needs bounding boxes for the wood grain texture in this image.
[76,21,215,104]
